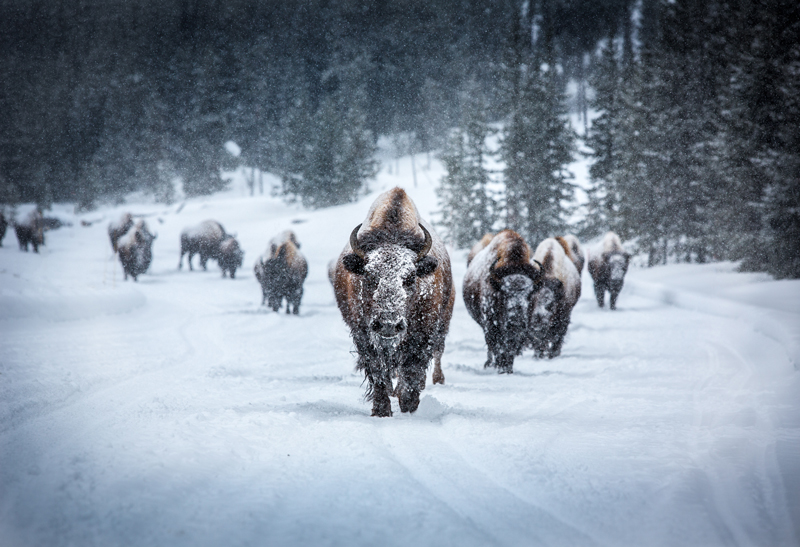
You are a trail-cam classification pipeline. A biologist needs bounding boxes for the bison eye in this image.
[402,274,415,287]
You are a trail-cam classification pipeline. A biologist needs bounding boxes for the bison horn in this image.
[533,259,543,270]
[417,223,432,261]
[349,223,365,259]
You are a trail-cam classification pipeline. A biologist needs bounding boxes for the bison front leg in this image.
[609,288,620,310]
[397,358,427,413]
[594,283,605,308]
[367,367,393,417]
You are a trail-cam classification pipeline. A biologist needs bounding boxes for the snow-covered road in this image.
[1,169,799,546]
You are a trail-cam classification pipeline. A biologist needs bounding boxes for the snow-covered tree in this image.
[437,91,497,248]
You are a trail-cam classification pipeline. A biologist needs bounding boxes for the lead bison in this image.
[179,220,242,277]
[588,232,631,310]
[528,237,581,358]
[15,210,45,252]
[333,187,455,417]
[117,220,157,281]
[463,230,542,373]
[254,230,308,313]
[108,212,134,252]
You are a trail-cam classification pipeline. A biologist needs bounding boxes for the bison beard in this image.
[336,211,453,417]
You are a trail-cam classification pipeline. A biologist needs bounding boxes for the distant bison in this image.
[463,230,542,373]
[333,187,455,416]
[588,232,631,310]
[179,220,241,277]
[0,210,7,246]
[528,237,581,359]
[218,237,244,279]
[254,230,307,313]
[108,212,134,252]
[15,210,45,253]
[117,220,157,281]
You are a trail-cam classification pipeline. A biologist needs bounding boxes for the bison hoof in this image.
[371,405,393,417]
[432,372,445,385]
[398,391,420,413]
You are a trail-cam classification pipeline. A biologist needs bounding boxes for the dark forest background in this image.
[0,0,798,276]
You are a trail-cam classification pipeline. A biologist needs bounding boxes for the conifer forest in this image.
[1,0,798,277]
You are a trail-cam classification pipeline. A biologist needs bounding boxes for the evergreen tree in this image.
[280,89,377,208]
[436,91,497,248]
[582,28,622,239]
[501,2,576,246]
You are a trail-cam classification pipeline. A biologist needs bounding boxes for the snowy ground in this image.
[1,157,799,546]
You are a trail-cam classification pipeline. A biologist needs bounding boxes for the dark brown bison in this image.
[333,187,455,417]
[254,230,308,313]
[15,210,45,252]
[557,234,585,275]
[463,230,542,373]
[108,212,134,252]
[528,238,582,358]
[178,220,237,273]
[588,232,631,310]
[117,220,157,281]
[0,210,7,246]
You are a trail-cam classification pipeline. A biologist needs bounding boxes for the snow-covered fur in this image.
[117,220,157,281]
[463,230,542,373]
[14,210,45,253]
[178,220,228,271]
[467,233,495,266]
[254,231,307,314]
[333,187,455,417]
[108,213,134,253]
[529,238,581,358]
[0,210,7,246]
[218,237,244,279]
[588,232,631,310]
[558,234,585,275]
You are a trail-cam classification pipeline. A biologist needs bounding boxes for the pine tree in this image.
[437,91,496,248]
[501,47,576,245]
[582,28,622,239]
[280,89,377,208]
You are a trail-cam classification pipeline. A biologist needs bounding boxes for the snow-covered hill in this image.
[1,156,799,546]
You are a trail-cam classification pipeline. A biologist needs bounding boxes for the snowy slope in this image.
[1,156,799,547]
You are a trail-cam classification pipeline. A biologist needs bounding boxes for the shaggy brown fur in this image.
[333,187,455,417]
[467,233,495,266]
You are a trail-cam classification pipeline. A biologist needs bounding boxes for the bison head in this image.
[606,252,630,292]
[342,223,438,354]
[529,276,565,355]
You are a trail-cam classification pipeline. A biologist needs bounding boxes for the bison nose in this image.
[371,317,407,337]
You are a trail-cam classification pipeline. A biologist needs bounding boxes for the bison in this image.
[588,232,631,310]
[108,212,134,252]
[463,230,542,373]
[528,237,581,359]
[0,210,7,246]
[557,234,585,275]
[117,220,157,281]
[14,210,45,252]
[178,220,240,275]
[333,187,455,417]
[254,230,308,313]
[219,237,244,279]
